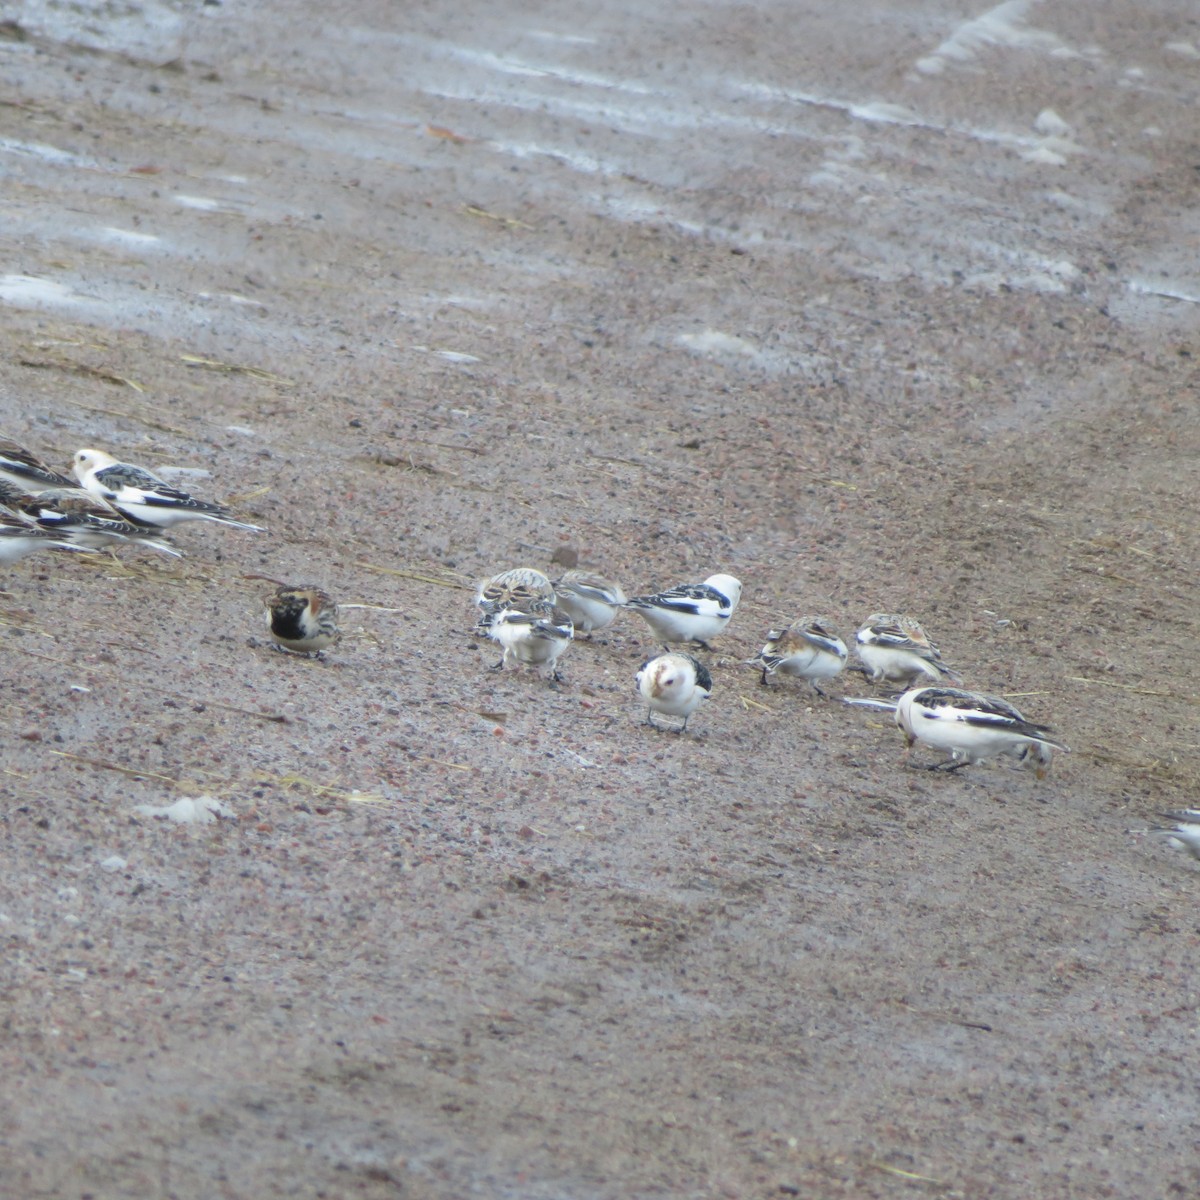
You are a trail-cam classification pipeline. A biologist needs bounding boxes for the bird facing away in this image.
[855,613,959,687]
[752,616,847,695]
[73,448,266,532]
[489,600,574,682]
[264,584,341,656]
[0,438,78,493]
[636,652,713,733]
[552,569,626,634]
[624,573,742,649]
[894,686,1068,777]
[474,567,557,633]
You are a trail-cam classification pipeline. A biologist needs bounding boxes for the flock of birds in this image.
[0,437,309,652]
[472,566,1200,860]
[1,436,1195,861]
[472,564,1073,771]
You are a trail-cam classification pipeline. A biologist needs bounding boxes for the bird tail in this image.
[213,515,267,533]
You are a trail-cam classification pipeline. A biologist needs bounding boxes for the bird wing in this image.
[863,620,930,653]
[686,655,714,693]
[628,584,726,616]
[0,440,77,488]
[94,463,228,514]
[794,622,846,657]
[556,572,624,605]
[917,688,1061,743]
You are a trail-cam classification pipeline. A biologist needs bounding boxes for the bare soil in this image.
[1,3,1199,1197]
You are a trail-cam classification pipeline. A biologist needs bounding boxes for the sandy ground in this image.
[2,1,1200,1197]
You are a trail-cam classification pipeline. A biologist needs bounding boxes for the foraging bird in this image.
[636,652,712,733]
[751,617,847,695]
[855,613,959,687]
[894,686,1068,776]
[474,567,556,633]
[488,600,574,681]
[624,573,742,649]
[552,569,626,634]
[73,448,266,532]
[263,584,341,656]
[1147,811,1200,861]
[13,488,181,557]
[0,509,94,564]
[0,438,78,492]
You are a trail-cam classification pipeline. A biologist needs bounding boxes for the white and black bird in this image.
[73,448,265,532]
[488,600,574,682]
[751,617,847,695]
[474,567,556,634]
[894,686,1068,776]
[0,509,94,565]
[636,652,713,733]
[855,613,959,687]
[12,487,181,557]
[1147,811,1200,861]
[624,573,742,649]
[552,569,626,634]
[262,584,341,656]
[0,438,78,493]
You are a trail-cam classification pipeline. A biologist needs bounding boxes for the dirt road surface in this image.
[2,2,1198,1196]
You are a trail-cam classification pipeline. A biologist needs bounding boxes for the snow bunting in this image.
[751,616,847,695]
[474,567,556,632]
[636,652,713,732]
[894,686,1068,776]
[624,573,742,649]
[1148,811,1200,861]
[262,584,341,656]
[72,448,266,532]
[0,438,78,492]
[0,478,40,515]
[552,569,626,633]
[15,488,182,557]
[0,509,94,564]
[855,613,959,687]
[489,601,574,681]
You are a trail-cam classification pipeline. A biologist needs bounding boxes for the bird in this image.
[261,584,341,656]
[855,613,959,687]
[0,438,78,492]
[12,488,182,557]
[1147,811,1200,861]
[72,448,266,532]
[751,617,847,695]
[474,567,556,633]
[488,600,574,681]
[624,573,742,649]
[894,686,1068,776]
[0,509,95,565]
[0,478,42,514]
[551,569,626,634]
[636,652,713,732]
